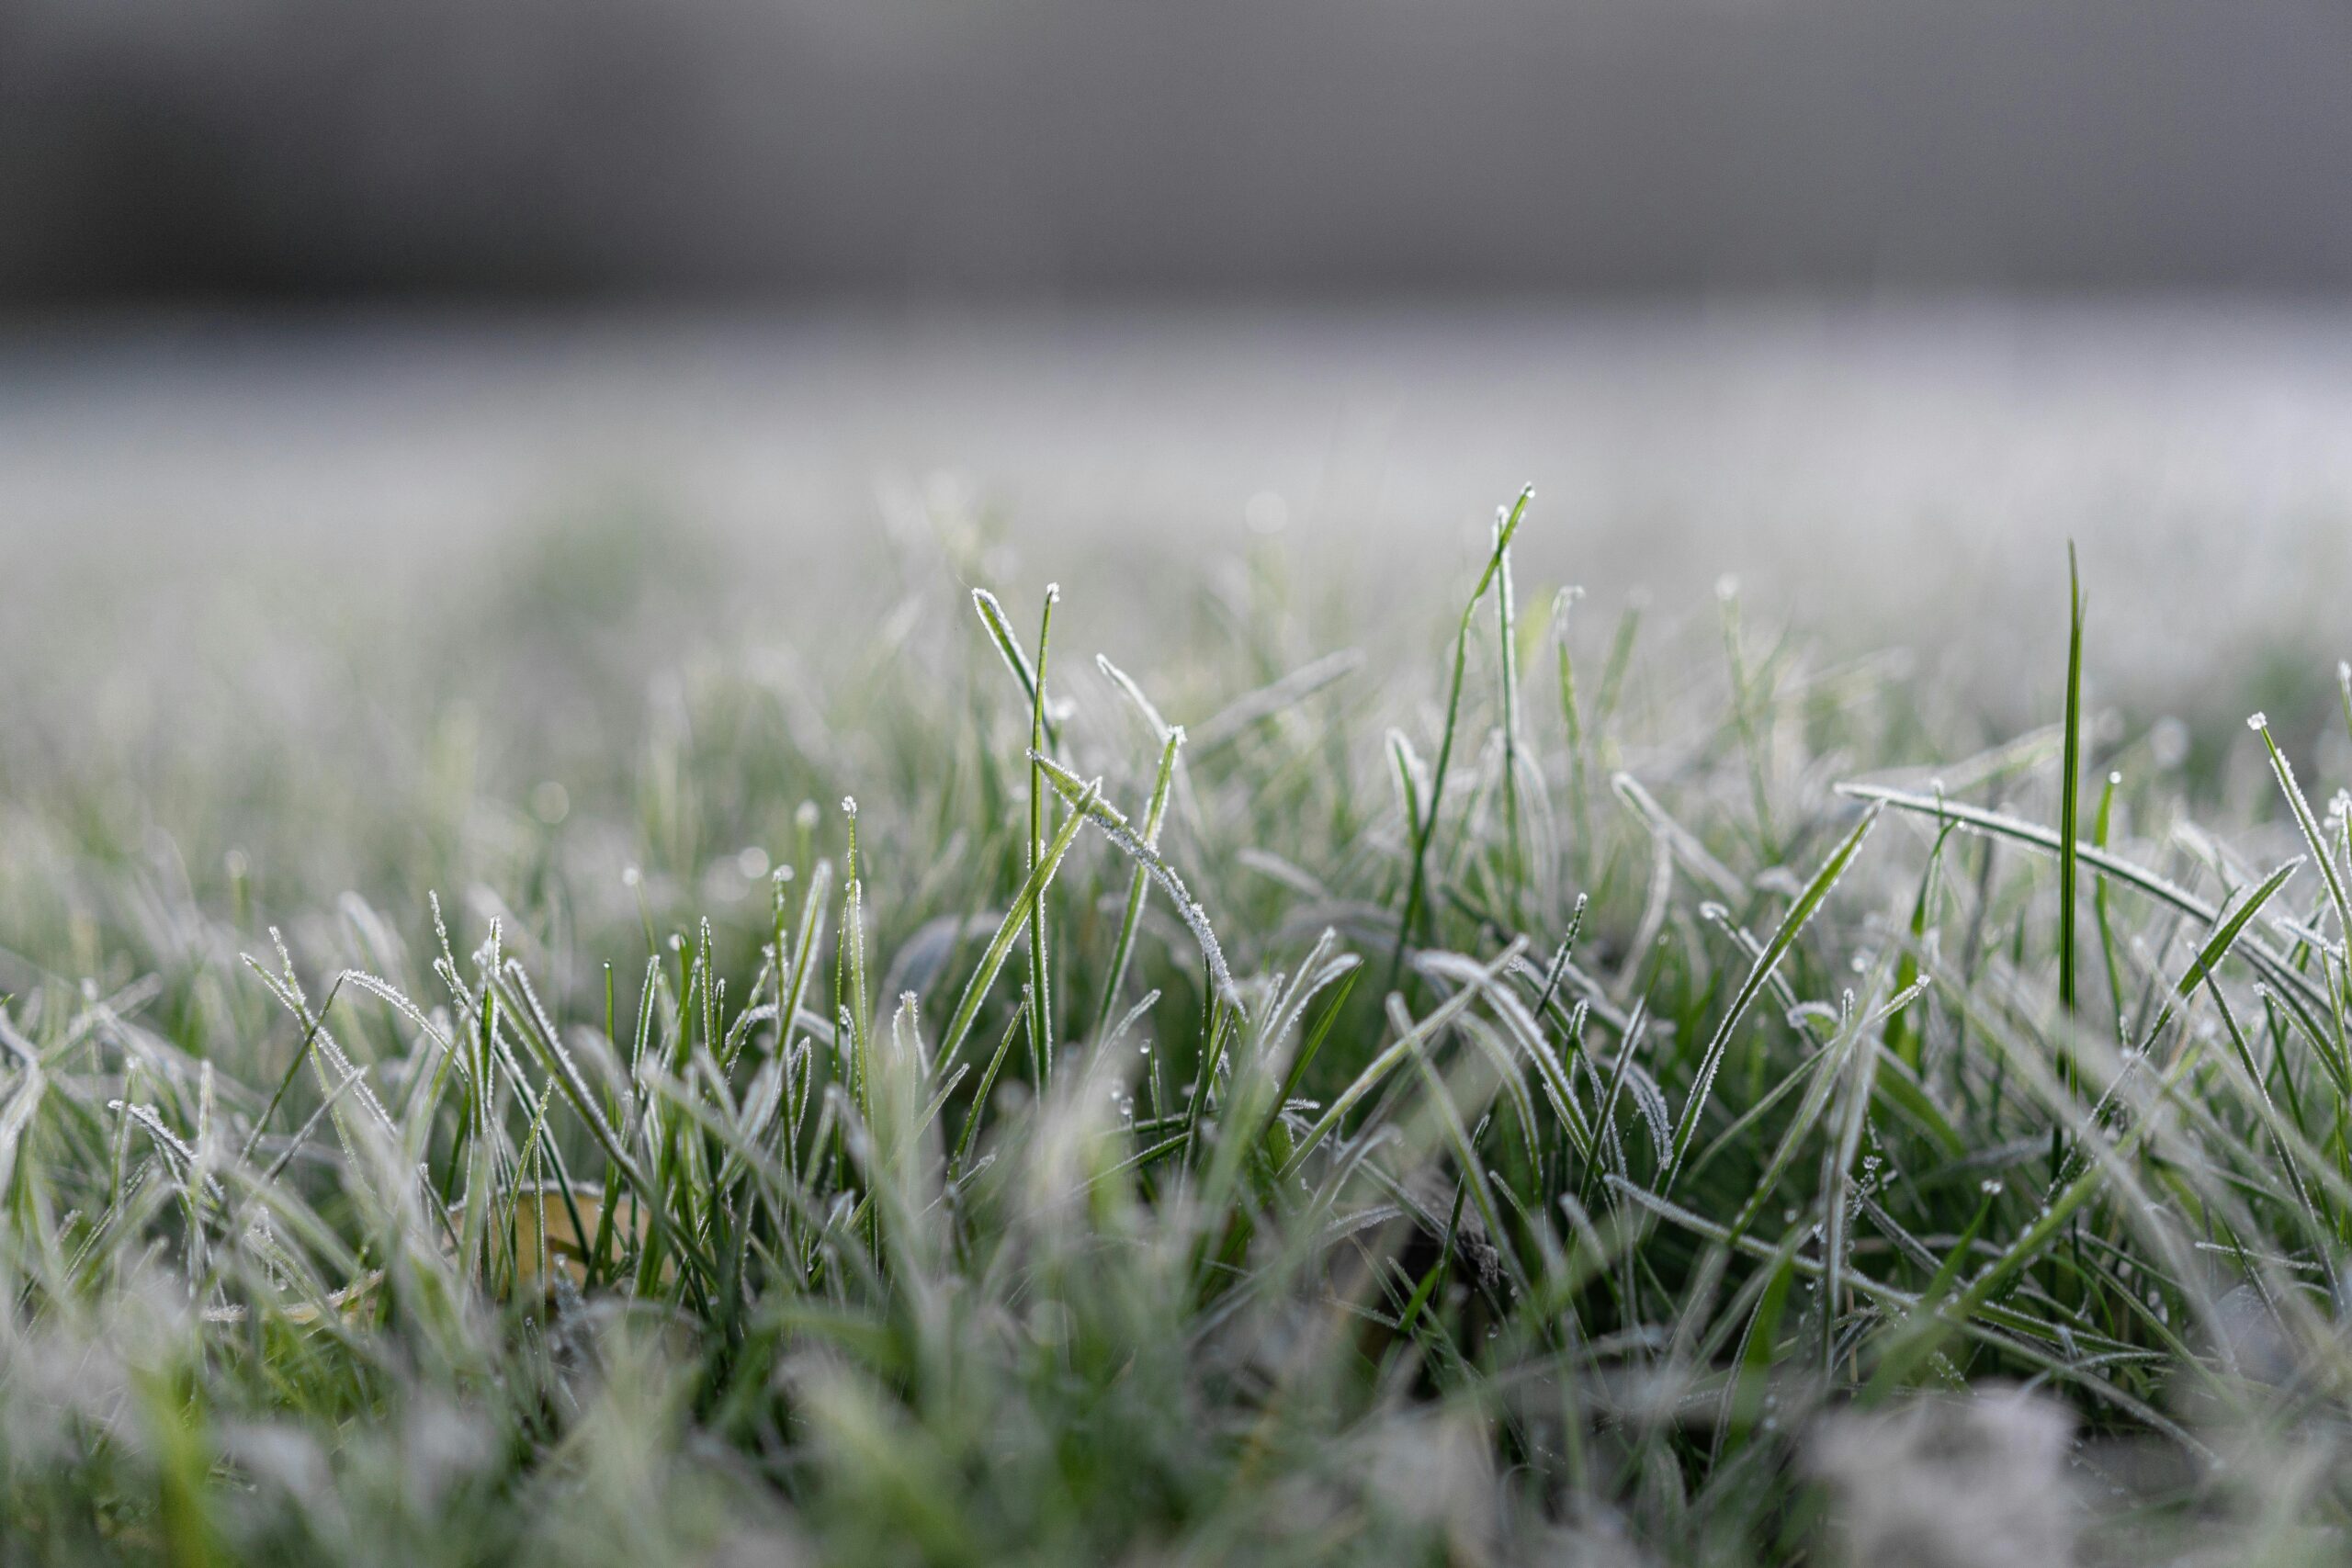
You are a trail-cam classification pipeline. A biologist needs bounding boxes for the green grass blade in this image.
[1093,724,1185,1041]
[2249,711,2352,956]
[1389,485,1532,987]
[1279,939,1529,1180]
[933,773,1103,1080]
[2058,541,2086,1078]
[1662,801,1881,1192]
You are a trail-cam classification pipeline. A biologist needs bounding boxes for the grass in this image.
[4,497,2352,1565]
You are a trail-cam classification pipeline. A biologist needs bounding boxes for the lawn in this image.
[1,491,2346,1565]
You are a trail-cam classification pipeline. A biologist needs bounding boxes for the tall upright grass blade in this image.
[934,773,1103,1077]
[1389,485,1532,987]
[2092,769,2127,1038]
[1493,513,1527,916]
[2058,541,2086,1093]
[1026,588,1060,1081]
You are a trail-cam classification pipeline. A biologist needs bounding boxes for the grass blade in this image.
[1662,801,1881,1192]
[1389,485,1532,987]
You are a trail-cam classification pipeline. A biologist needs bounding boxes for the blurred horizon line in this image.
[17,286,2352,334]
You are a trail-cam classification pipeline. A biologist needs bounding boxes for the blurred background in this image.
[6,0,2352,725]
[12,0,2352,300]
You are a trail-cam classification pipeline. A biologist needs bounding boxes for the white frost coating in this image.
[2248,712,2268,730]
[1095,652,1173,740]
[1096,808,1238,1010]
[1027,749,1240,1009]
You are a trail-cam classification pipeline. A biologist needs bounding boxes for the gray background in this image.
[7,0,2352,303]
